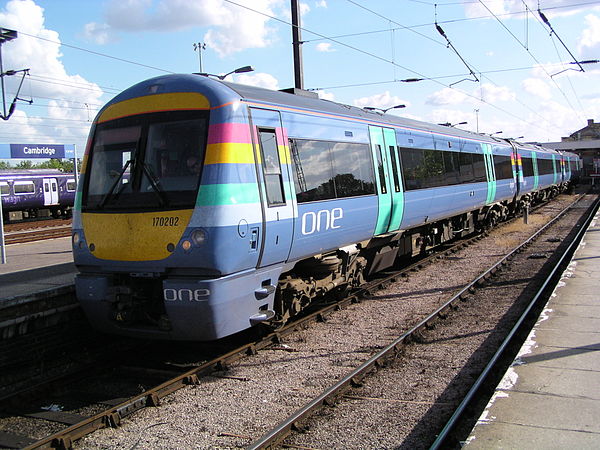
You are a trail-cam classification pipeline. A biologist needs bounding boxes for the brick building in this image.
[544,119,600,178]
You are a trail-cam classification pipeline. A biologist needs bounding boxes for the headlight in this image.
[191,228,208,246]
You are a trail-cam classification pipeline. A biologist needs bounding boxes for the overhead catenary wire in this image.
[476,0,583,122]
[340,0,570,132]
[223,0,562,137]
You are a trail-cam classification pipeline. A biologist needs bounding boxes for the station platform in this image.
[0,237,75,301]
[466,208,600,447]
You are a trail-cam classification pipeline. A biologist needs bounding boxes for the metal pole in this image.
[0,194,5,264]
[73,145,79,185]
[0,43,6,119]
[194,42,206,73]
[291,0,304,90]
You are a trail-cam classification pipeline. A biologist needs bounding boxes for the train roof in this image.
[105,74,562,155]
[0,169,72,177]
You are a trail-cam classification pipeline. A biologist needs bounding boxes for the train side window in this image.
[374,144,387,194]
[0,182,8,196]
[472,152,487,182]
[443,150,461,185]
[258,129,285,206]
[521,157,535,177]
[291,139,335,203]
[67,180,77,191]
[44,183,49,193]
[459,152,474,184]
[399,147,424,190]
[14,181,35,194]
[423,149,445,187]
[388,145,401,192]
[537,158,553,175]
[493,154,513,180]
[330,141,375,198]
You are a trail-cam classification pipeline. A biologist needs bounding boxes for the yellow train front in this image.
[72,75,290,340]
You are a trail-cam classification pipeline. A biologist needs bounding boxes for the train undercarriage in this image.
[272,185,567,325]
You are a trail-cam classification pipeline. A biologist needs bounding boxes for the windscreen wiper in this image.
[98,159,131,209]
[141,162,168,207]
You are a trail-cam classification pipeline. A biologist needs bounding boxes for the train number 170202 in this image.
[152,216,179,227]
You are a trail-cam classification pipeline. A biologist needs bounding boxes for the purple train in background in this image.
[0,169,77,221]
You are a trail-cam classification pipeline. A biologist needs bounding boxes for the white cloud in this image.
[522,78,552,100]
[478,83,515,103]
[316,42,334,52]
[84,0,284,57]
[315,0,327,8]
[234,72,279,90]
[300,2,310,16]
[464,1,595,19]
[353,91,409,112]
[316,90,335,101]
[426,87,468,106]
[578,14,600,60]
[83,22,114,45]
[0,0,102,150]
[430,108,471,128]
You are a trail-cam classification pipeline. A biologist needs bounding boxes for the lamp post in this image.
[363,104,406,114]
[438,121,467,127]
[193,42,206,73]
[197,65,254,80]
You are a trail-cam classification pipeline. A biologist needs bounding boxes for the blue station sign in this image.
[9,143,65,158]
[0,143,76,159]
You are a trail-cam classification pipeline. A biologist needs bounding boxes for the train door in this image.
[482,143,496,204]
[531,151,539,190]
[369,126,404,234]
[249,108,295,268]
[42,178,59,205]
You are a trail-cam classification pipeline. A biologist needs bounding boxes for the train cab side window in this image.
[258,129,285,206]
[0,182,8,196]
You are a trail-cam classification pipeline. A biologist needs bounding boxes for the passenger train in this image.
[71,74,580,341]
[1,170,76,221]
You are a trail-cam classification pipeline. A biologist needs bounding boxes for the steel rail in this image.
[5,225,71,244]
[247,194,588,449]
[429,194,600,449]
[22,224,485,449]
[23,195,580,449]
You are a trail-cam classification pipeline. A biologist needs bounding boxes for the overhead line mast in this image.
[291,0,304,90]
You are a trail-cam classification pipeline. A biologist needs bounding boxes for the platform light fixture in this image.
[363,104,406,114]
[438,121,467,127]
[197,65,254,80]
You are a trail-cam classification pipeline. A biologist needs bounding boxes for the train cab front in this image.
[72,84,273,341]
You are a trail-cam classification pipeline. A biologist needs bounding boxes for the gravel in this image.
[71,193,587,449]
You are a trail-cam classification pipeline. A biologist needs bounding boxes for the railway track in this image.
[249,193,599,449]
[3,225,72,245]
[0,193,593,449]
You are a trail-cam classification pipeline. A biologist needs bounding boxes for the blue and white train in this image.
[0,170,76,221]
[71,74,580,341]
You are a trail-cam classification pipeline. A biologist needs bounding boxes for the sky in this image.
[0,0,600,158]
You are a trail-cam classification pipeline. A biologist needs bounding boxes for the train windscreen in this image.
[82,110,208,211]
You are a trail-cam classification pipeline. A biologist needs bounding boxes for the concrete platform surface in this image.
[466,209,600,448]
[0,237,76,301]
